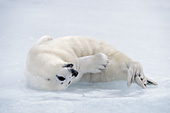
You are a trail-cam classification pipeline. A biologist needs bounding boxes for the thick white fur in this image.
[25,36,157,90]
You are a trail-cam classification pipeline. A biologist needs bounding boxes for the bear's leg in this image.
[73,53,109,82]
[75,53,109,74]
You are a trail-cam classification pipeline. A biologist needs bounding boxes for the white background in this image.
[0,0,170,113]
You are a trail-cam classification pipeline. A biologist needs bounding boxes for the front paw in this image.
[89,53,109,73]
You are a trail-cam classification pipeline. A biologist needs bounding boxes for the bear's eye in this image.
[63,64,73,68]
[56,75,66,81]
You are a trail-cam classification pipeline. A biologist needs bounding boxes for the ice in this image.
[0,0,170,113]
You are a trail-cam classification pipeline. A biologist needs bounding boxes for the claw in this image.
[134,75,158,88]
[146,78,158,86]
[135,75,146,89]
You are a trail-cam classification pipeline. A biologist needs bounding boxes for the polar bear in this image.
[25,36,157,90]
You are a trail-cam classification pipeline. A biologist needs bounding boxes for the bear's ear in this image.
[36,36,54,44]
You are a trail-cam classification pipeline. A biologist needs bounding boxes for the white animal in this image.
[25,36,157,90]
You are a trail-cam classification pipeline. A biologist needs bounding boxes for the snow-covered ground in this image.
[0,0,170,113]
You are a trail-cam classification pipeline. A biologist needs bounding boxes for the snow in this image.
[0,0,170,113]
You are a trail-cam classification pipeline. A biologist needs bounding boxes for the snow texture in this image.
[0,0,170,113]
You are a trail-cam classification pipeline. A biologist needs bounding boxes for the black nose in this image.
[70,69,78,77]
